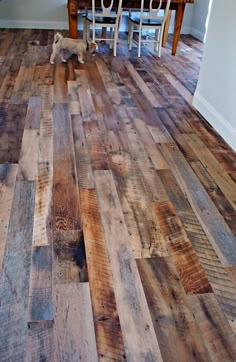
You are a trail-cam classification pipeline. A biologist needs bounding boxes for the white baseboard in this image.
[193,91,236,151]
[190,27,205,42]
[0,20,68,30]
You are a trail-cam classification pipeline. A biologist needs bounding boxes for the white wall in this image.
[0,0,68,29]
[0,0,194,32]
[190,0,211,42]
[193,0,236,151]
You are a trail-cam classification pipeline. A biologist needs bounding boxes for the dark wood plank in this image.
[53,103,81,231]
[24,96,42,129]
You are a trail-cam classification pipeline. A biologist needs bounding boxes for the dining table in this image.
[67,0,194,55]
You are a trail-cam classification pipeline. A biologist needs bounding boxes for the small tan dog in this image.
[50,32,98,64]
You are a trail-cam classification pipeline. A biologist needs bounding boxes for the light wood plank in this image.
[137,257,211,361]
[80,189,126,360]
[0,164,17,272]
[17,129,39,181]
[187,293,236,361]
[94,170,163,361]
[28,246,53,322]
[53,283,98,362]
[0,181,35,361]
[26,321,54,361]
[185,133,236,210]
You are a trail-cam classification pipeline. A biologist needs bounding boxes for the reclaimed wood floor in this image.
[0,29,236,361]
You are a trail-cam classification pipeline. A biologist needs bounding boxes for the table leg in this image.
[162,10,172,48]
[172,3,185,55]
[68,0,78,39]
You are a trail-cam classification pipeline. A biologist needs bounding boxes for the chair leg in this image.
[129,23,133,51]
[109,28,113,49]
[92,25,95,42]
[138,27,142,57]
[158,28,164,57]
[114,28,118,56]
[128,21,131,45]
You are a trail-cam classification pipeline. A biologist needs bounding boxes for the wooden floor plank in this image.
[80,189,126,360]
[17,129,39,181]
[53,283,98,361]
[187,293,236,361]
[185,133,236,210]
[0,181,35,361]
[0,164,17,272]
[24,96,42,129]
[28,246,53,322]
[94,170,163,361]
[159,143,236,266]
[53,102,81,231]
[137,257,211,361]
[26,321,54,362]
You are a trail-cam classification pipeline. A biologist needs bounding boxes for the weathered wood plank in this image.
[137,257,211,361]
[159,143,236,266]
[53,63,68,103]
[154,200,212,294]
[26,320,54,361]
[17,129,39,181]
[185,133,236,210]
[187,294,236,361]
[0,164,17,272]
[28,246,53,322]
[53,283,98,361]
[0,181,35,361]
[94,170,163,361]
[53,229,87,284]
[191,161,236,236]
[158,168,236,326]
[24,96,42,129]
[53,103,81,231]
[109,151,168,258]
[80,189,126,360]
[71,114,94,189]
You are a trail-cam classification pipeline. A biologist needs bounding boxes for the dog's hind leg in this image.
[50,51,56,64]
[59,51,67,63]
[78,53,84,64]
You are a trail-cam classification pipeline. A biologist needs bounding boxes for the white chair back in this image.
[140,0,171,25]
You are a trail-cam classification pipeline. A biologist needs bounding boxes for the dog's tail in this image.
[54,32,63,44]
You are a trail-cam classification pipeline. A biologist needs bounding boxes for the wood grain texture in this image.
[187,294,236,361]
[80,189,126,360]
[26,321,54,362]
[24,96,42,129]
[53,283,98,361]
[0,181,35,361]
[28,246,53,322]
[17,129,39,181]
[53,103,81,231]
[159,143,236,266]
[137,257,211,361]
[0,164,17,272]
[95,170,163,361]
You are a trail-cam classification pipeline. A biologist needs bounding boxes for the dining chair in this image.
[83,0,123,56]
[128,0,171,57]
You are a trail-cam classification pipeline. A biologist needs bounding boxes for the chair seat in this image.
[129,16,162,26]
[85,15,117,24]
